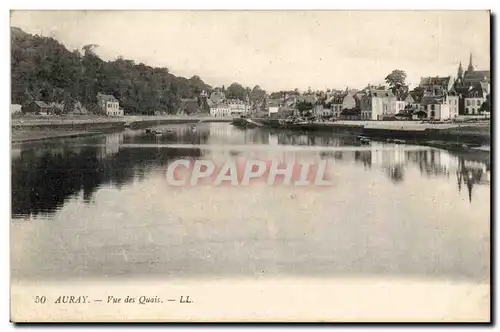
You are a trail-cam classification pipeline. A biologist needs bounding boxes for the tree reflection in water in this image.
[11,139,203,218]
[11,126,490,218]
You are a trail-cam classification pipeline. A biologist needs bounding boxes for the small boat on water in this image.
[153,129,163,136]
[356,135,370,144]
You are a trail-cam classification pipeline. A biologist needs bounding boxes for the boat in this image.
[394,139,406,144]
[145,128,152,134]
[153,129,163,136]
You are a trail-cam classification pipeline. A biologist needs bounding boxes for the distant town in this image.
[206,54,490,122]
[11,26,490,124]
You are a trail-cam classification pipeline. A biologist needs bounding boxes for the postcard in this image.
[10,10,491,322]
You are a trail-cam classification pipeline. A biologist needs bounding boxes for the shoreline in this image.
[233,118,491,143]
[11,130,105,144]
[10,118,491,160]
[11,115,233,130]
[10,115,233,144]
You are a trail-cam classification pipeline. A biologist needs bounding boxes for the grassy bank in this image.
[11,129,103,143]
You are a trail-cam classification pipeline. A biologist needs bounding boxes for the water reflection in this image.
[12,136,203,218]
[11,124,490,219]
[10,123,490,282]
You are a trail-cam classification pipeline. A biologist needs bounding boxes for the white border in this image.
[2,1,498,331]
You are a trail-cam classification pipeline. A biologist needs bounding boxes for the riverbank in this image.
[233,118,491,144]
[11,115,233,143]
[11,129,105,143]
[12,115,233,130]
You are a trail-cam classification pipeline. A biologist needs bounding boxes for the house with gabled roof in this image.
[23,100,51,115]
[97,93,123,116]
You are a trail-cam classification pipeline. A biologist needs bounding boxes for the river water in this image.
[11,122,490,283]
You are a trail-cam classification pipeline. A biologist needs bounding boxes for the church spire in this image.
[457,61,463,78]
[467,53,474,72]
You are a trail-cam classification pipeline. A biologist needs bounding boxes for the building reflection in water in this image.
[457,157,489,203]
[11,124,490,218]
[350,143,490,201]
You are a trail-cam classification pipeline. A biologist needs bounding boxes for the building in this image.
[313,104,327,117]
[23,100,51,115]
[371,94,392,120]
[462,53,491,84]
[210,104,231,117]
[10,104,22,115]
[445,91,460,118]
[453,54,491,115]
[358,88,403,120]
[210,98,249,117]
[227,99,249,116]
[463,82,489,115]
[419,76,453,98]
[328,89,357,118]
[419,96,452,120]
[97,93,123,116]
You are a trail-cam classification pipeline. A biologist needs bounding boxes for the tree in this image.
[410,86,425,103]
[250,85,267,103]
[385,69,408,98]
[10,26,213,115]
[226,82,246,100]
[296,101,313,117]
[478,94,491,114]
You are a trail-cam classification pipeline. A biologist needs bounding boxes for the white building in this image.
[10,104,22,115]
[228,99,249,116]
[268,106,280,117]
[210,99,249,117]
[420,98,451,120]
[97,93,123,116]
[463,82,489,115]
[210,104,231,117]
[370,95,404,120]
[329,91,357,118]
[358,88,406,120]
[445,93,460,119]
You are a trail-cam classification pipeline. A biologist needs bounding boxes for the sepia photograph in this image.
[9,10,491,322]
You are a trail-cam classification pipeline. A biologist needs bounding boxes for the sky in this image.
[10,10,490,92]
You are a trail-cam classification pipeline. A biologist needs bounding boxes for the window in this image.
[466,107,469,114]
[466,100,471,106]
[477,100,481,106]
[431,104,435,111]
